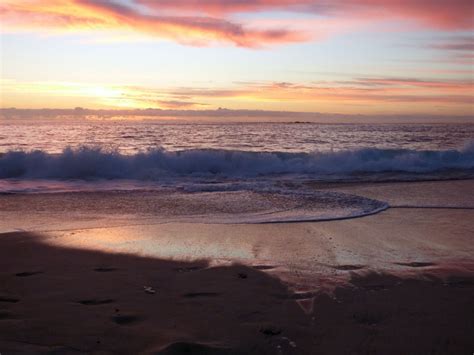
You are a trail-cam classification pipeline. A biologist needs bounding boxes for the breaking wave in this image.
[1,142,474,181]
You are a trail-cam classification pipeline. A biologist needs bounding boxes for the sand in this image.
[0,180,473,354]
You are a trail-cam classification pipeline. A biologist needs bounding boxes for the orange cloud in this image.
[0,0,306,47]
[1,0,472,48]
[167,78,473,104]
[147,78,472,115]
[2,76,472,114]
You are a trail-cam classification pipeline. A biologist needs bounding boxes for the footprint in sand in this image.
[77,299,115,306]
[157,342,231,354]
[331,265,366,271]
[259,325,282,336]
[15,271,43,277]
[395,262,435,268]
[0,311,17,320]
[182,292,220,298]
[112,314,141,325]
[93,267,118,272]
[174,266,204,273]
[0,296,19,303]
[352,311,387,325]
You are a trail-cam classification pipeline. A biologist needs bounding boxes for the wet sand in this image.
[1,180,473,354]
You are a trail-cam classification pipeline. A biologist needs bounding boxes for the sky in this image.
[0,0,473,117]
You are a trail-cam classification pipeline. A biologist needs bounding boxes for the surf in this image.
[1,142,473,181]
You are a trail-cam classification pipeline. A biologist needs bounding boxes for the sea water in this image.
[1,119,473,223]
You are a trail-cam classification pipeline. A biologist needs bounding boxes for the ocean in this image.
[2,120,474,154]
[1,119,473,224]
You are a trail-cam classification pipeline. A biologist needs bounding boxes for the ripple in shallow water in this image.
[0,189,389,224]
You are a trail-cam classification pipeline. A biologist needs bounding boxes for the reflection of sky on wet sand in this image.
[40,207,474,291]
[47,224,272,262]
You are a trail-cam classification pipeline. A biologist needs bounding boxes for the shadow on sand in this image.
[0,232,473,354]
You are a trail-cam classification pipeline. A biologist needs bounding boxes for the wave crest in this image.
[1,143,474,180]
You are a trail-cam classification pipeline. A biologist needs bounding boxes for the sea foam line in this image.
[1,142,473,180]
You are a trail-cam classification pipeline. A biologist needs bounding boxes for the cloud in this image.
[138,0,474,29]
[0,0,306,47]
[431,38,474,52]
[1,0,472,47]
[423,36,474,66]
[167,78,473,104]
[2,76,472,114]
[141,99,207,109]
[337,77,473,90]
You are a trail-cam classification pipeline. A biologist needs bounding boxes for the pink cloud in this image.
[138,0,474,29]
[0,0,306,47]
[1,0,472,48]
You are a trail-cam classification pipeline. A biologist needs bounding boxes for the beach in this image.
[1,179,473,354]
[3,0,474,352]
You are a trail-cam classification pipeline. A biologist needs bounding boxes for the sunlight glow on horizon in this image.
[0,0,473,117]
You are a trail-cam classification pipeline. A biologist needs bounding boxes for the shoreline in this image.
[1,179,473,353]
[1,179,474,231]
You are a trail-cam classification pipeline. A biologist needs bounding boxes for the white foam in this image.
[1,142,473,182]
